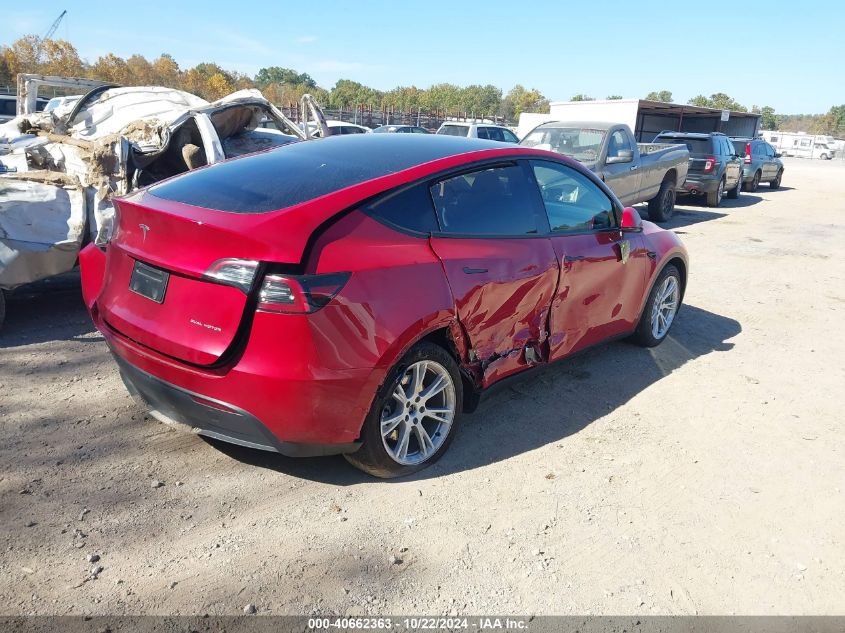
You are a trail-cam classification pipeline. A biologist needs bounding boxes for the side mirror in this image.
[621,207,643,232]
[606,149,634,164]
[775,152,782,158]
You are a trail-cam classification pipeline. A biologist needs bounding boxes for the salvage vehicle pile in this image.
[0,74,327,327]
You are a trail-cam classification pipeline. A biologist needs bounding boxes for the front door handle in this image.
[630,165,638,171]
[462,267,488,274]
[563,255,585,263]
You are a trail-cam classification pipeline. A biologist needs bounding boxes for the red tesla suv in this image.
[80,134,688,477]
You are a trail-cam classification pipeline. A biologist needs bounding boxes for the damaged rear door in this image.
[428,162,558,387]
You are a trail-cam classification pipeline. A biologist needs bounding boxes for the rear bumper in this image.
[116,355,361,457]
[679,176,719,195]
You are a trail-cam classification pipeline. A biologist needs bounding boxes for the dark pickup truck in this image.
[520,121,690,221]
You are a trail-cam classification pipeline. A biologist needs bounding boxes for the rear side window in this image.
[476,127,489,139]
[486,128,504,142]
[430,164,542,236]
[530,160,614,232]
[438,125,469,137]
[0,99,15,116]
[363,184,439,234]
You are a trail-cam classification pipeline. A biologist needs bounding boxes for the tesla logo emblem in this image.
[139,224,150,242]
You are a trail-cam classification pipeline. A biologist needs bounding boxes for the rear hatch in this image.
[98,192,298,365]
[657,136,714,174]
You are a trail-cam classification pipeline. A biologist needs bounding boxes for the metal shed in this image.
[526,99,761,141]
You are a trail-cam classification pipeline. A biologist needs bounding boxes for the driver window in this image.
[607,130,632,158]
[531,161,615,232]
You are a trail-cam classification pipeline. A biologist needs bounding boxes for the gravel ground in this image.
[1,158,843,616]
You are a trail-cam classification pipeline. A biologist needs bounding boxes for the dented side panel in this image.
[547,230,649,359]
[429,236,559,387]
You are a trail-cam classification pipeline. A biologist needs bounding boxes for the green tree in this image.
[606,95,623,100]
[255,67,315,89]
[645,90,673,102]
[329,79,382,108]
[499,85,549,122]
[422,83,461,113]
[570,94,594,101]
[688,93,747,112]
[760,106,777,130]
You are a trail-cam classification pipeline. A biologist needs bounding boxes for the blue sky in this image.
[2,1,841,113]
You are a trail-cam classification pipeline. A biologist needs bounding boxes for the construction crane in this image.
[42,10,67,41]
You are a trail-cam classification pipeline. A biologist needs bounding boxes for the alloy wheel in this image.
[380,360,456,466]
[650,275,679,339]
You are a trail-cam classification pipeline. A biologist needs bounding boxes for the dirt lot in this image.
[1,158,843,616]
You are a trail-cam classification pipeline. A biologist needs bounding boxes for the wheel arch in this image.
[375,322,482,413]
[666,255,688,301]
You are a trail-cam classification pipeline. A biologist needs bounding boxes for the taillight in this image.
[744,143,752,164]
[204,258,259,292]
[703,156,717,173]
[257,272,350,314]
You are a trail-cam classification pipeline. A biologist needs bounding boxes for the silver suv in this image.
[436,121,519,143]
[731,137,784,191]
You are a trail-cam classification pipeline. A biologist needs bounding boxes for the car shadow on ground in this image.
[0,270,99,348]
[211,303,741,484]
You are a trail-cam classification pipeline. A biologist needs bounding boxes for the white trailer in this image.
[761,131,837,160]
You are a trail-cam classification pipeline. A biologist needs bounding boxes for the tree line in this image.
[1,35,842,134]
[0,36,549,121]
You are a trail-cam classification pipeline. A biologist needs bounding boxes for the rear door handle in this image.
[462,267,488,274]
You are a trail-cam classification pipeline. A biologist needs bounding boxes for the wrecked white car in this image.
[0,74,323,328]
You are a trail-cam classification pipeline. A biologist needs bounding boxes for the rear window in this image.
[150,135,482,214]
[657,136,712,155]
[732,140,748,155]
[437,125,469,137]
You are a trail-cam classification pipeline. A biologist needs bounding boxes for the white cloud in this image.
[296,35,318,44]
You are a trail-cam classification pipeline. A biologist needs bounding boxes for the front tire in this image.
[344,342,463,478]
[631,265,682,348]
[706,178,725,207]
[647,177,676,222]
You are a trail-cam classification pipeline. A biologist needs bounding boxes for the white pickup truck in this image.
[520,121,690,222]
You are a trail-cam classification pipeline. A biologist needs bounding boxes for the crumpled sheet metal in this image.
[0,80,328,291]
[0,179,85,288]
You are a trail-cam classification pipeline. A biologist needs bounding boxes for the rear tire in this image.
[344,342,463,478]
[769,170,782,189]
[820,153,829,160]
[726,174,742,199]
[706,178,725,207]
[631,265,682,348]
[0,290,5,331]
[647,177,676,222]
[747,170,761,192]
